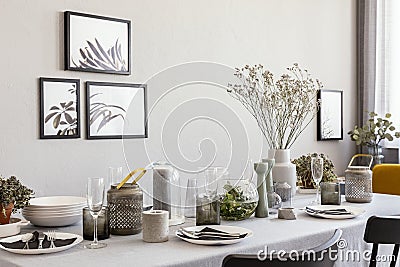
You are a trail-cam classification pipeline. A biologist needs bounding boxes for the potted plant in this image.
[292,153,337,189]
[0,176,34,224]
[228,64,322,194]
[348,112,400,165]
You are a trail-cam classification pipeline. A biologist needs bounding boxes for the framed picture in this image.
[86,82,147,139]
[40,77,80,139]
[65,11,131,75]
[317,89,343,141]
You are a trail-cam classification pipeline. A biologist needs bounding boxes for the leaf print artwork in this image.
[40,78,80,139]
[89,93,126,133]
[72,38,127,72]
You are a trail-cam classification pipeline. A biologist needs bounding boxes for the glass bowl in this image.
[219,179,259,221]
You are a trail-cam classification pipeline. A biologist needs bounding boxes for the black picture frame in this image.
[86,82,147,139]
[317,89,343,141]
[40,77,81,139]
[64,11,131,75]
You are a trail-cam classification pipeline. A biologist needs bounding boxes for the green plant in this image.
[0,176,34,218]
[292,153,337,189]
[219,182,257,221]
[348,112,400,147]
[227,64,322,149]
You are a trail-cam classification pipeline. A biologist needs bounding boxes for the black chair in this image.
[222,229,342,267]
[364,216,400,267]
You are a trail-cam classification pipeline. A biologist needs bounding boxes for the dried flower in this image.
[227,64,322,149]
[292,153,337,189]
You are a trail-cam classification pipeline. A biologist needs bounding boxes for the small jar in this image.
[107,184,143,235]
[275,182,292,207]
[83,207,110,240]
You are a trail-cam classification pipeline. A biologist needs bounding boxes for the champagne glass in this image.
[85,177,107,249]
[311,156,324,205]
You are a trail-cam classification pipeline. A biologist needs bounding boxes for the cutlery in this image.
[179,227,245,239]
[38,232,45,249]
[21,233,33,250]
[306,207,352,215]
[48,231,56,248]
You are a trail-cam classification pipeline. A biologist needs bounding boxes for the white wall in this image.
[0,0,356,198]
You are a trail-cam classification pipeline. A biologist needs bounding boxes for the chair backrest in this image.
[372,164,400,195]
[222,229,342,267]
[364,216,400,267]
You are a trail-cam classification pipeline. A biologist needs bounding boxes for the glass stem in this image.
[315,184,320,204]
[93,215,99,245]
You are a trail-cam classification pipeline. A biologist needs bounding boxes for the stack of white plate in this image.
[22,196,86,227]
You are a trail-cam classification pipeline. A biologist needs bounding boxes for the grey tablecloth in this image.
[1,193,399,267]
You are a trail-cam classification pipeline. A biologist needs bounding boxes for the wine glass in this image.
[311,156,324,205]
[85,177,107,249]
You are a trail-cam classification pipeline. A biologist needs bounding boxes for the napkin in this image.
[0,231,77,249]
[178,227,247,240]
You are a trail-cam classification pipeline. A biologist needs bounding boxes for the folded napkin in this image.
[178,227,247,241]
[306,207,352,215]
[0,231,77,249]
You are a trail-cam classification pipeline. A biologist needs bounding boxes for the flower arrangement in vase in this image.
[348,112,400,165]
[292,153,337,189]
[228,64,322,193]
[0,176,34,224]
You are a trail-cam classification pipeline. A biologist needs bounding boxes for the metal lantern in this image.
[107,169,146,235]
[345,154,373,203]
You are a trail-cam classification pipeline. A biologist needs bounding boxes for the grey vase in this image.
[262,158,282,214]
[254,162,269,218]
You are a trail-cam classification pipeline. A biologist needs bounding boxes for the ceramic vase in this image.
[254,162,269,218]
[268,149,297,196]
[262,158,282,214]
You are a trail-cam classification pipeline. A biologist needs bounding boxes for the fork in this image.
[48,231,56,248]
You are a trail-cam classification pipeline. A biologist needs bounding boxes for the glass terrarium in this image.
[219,179,259,221]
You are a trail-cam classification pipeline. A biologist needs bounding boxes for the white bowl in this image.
[22,209,82,217]
[23,204,86,212]
[0,218,30,237]
[22,213,82,227]
[28,196,86,207]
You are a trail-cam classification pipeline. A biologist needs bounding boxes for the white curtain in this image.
[359,0,400,148]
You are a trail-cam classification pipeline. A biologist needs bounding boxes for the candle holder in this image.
[83,207,110,240]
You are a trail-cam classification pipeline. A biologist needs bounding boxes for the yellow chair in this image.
[372,164,400,195]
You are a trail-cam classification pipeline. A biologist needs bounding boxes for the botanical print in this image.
[86,82,146,139]
[41,78,80,138]
[72,38,127,72]
[66,11,130,74]
[319,90,342,140]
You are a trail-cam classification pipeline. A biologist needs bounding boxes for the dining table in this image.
[1,193,400,267]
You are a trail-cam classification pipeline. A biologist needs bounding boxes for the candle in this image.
[142,210,169,243]
[153,167,172,218]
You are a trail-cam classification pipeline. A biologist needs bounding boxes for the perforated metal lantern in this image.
[107,184,143,235]
[345,154,373,203]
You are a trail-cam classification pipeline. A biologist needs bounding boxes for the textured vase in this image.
[268,149,297,196]
[254,162,269,218]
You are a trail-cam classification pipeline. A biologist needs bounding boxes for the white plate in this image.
[0,232,82,254]
[175,225,253,245]
[305,205,365,219]
[28,196,86,207]
[22,209,82,216]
